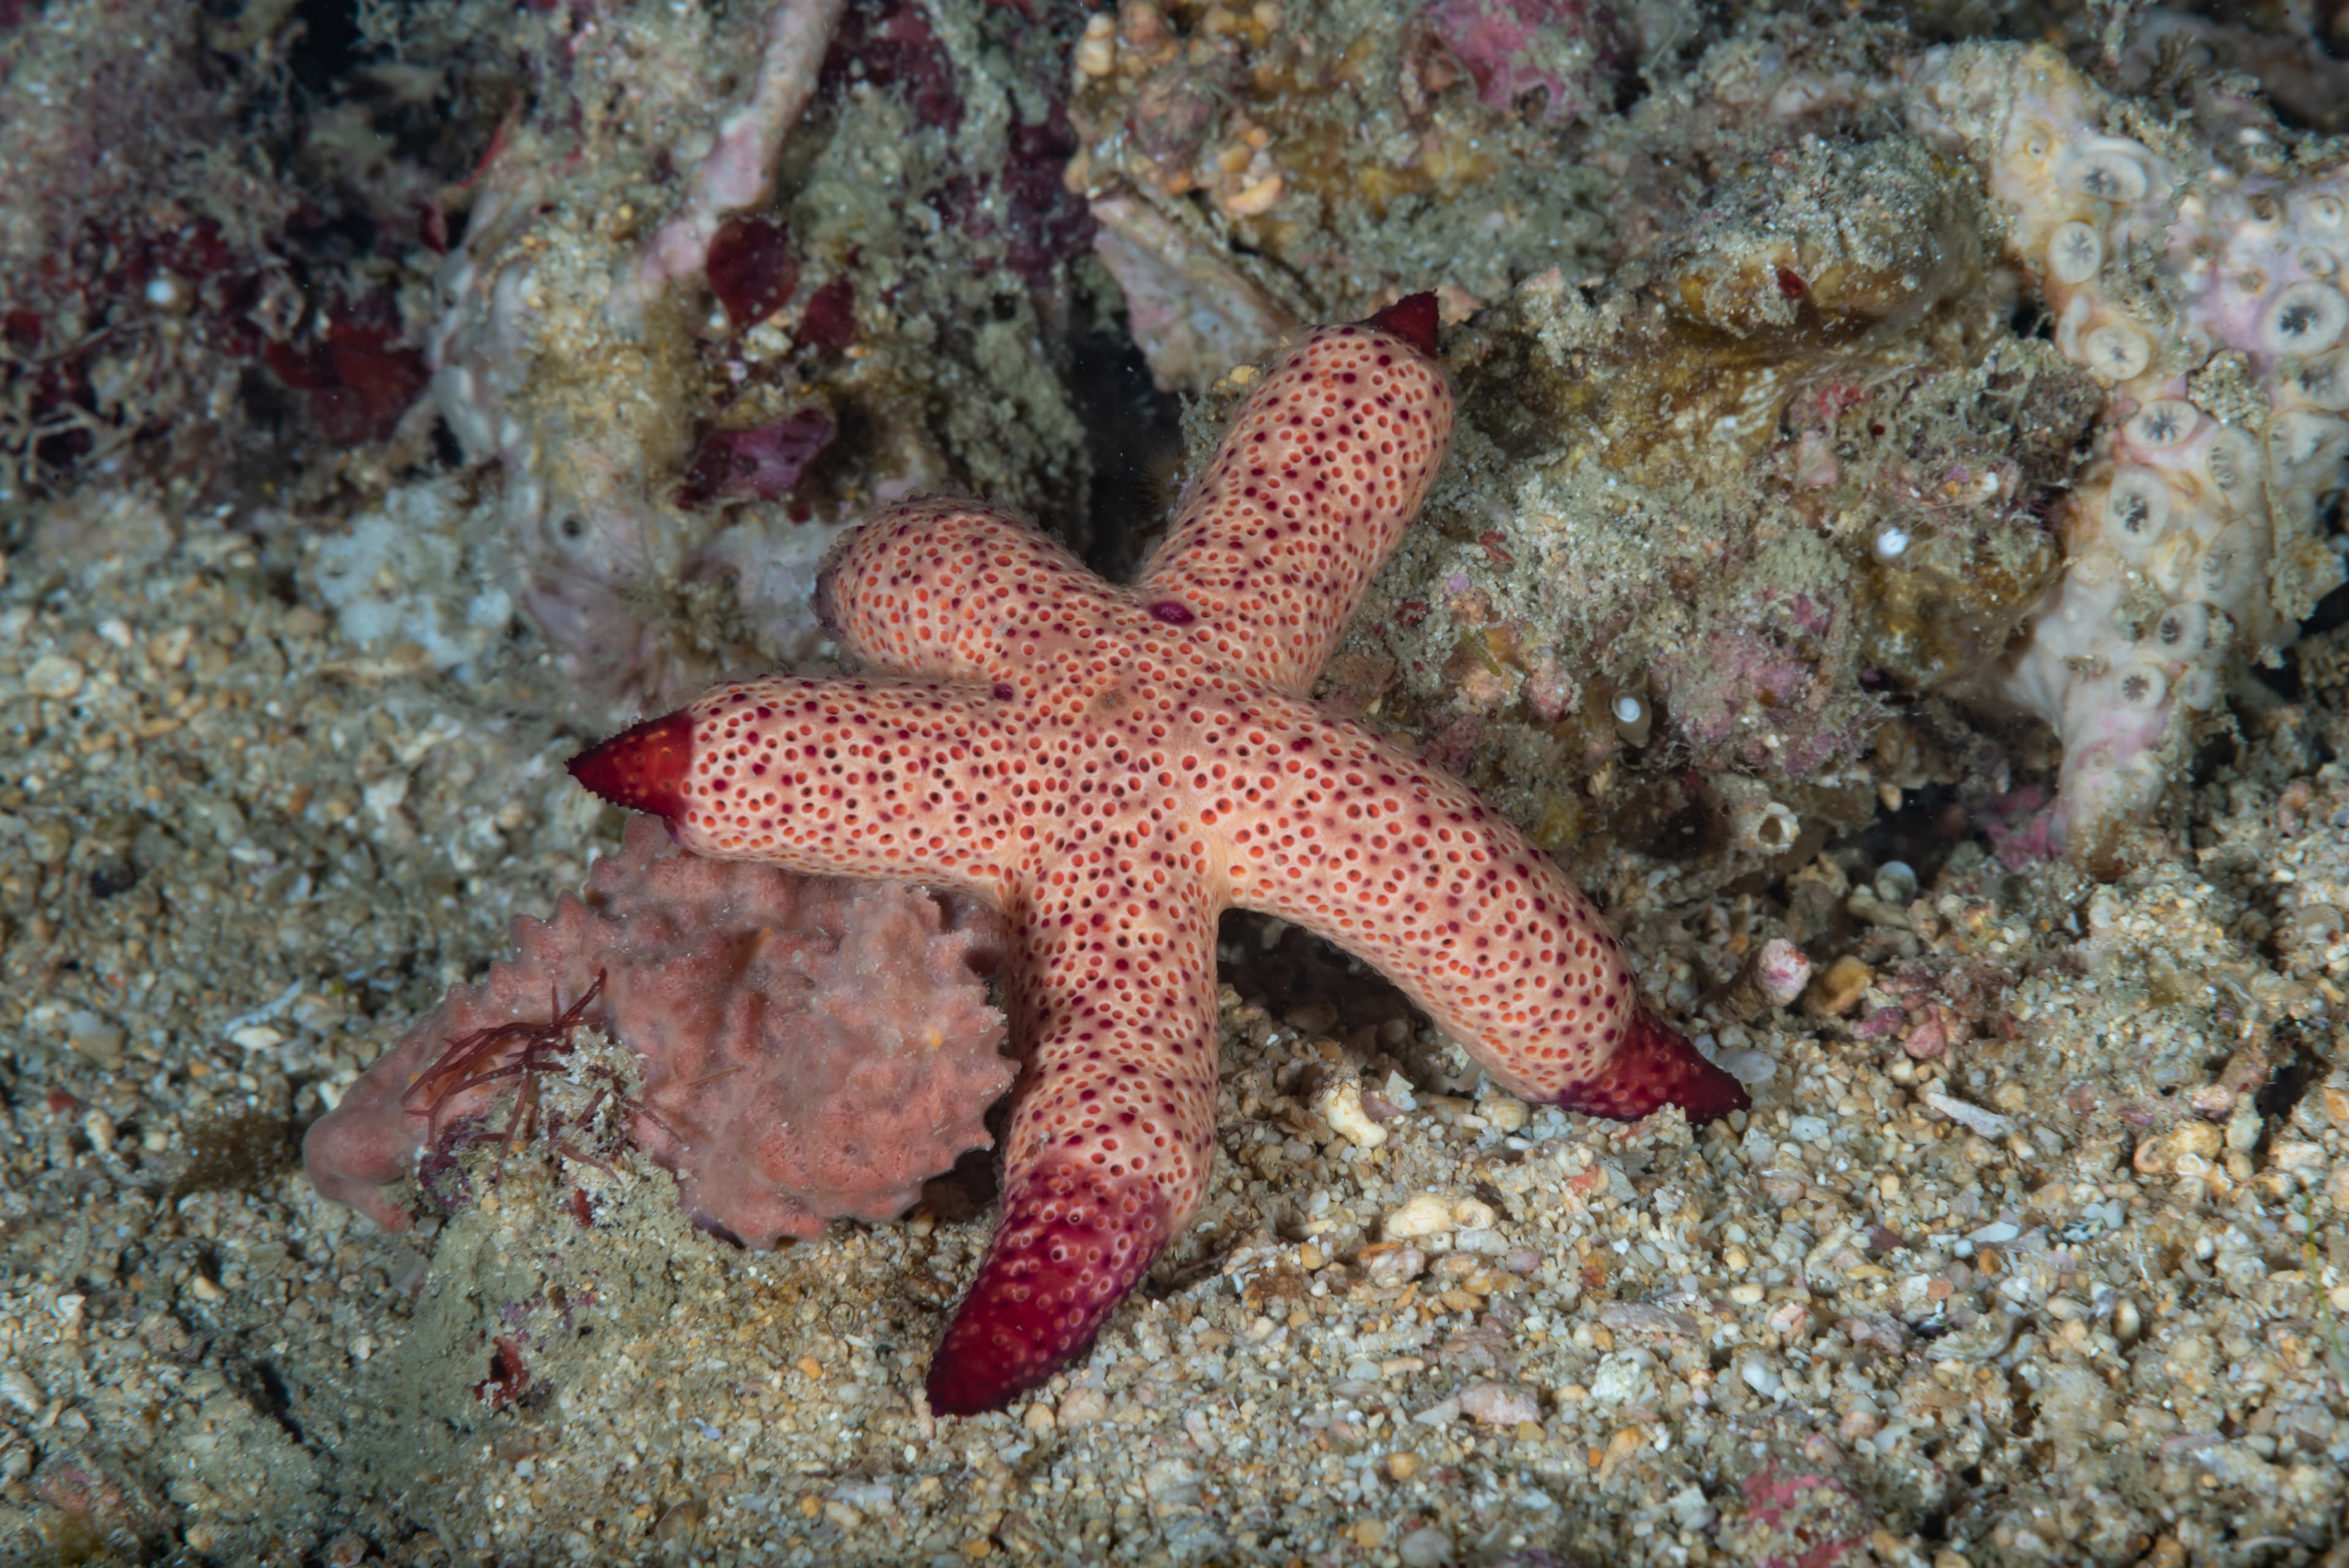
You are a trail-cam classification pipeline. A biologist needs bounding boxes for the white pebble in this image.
[1923,1087,2014,1139]
[1384,1193,1453,1240]
[0,1369,40,1416]
[1398,1526,1455,1567]
[1668,1483,1716,1529]
[1316,1079,1387,1149]
[1458,1381,1541,1427]
[1481,1095,1528,1134]
[1056,1387,1108,1427]
[23,655,84,700]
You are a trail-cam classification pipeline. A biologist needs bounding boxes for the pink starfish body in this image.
[569,296,1746,1416]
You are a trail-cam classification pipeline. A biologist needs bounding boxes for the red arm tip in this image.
[1362,292,1441,357]
[566,710,696,822]
[1556,1007,1750,1124]
[925,1169,1168,1417]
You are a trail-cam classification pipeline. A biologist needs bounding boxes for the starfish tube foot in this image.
[924,1165,1171,1417]
[1548,1008,1750,1123]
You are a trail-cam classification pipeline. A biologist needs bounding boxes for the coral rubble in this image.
[303,817,1013,1249]
[1310,29,2347,872]
[1066,0,1629,387]
[1329,124,2099,880]
[422,0,1104,704]
[0,0,431,515]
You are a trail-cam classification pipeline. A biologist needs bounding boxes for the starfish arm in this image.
[1217,710,1749,1123]
[820,497,1131,688]
[1134,312,1453,696]
[566,673,1022,898]
[926,870,1221,1416]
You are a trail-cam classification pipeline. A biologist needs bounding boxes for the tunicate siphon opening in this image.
[2262,281,2348,355]
[2154,601,2208,660]
[2066,145,2149,204]
[2117,663,2167,710]
[2084,321,2151,382]
[2102,469,2170,554]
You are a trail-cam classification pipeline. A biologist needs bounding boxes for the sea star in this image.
[568,294,1748,1416]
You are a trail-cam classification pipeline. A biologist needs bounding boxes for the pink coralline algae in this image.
[679,409,838,509]
[569,295,1746,1416]
[303,817,1014,1250]
[1419,0,1628,127]
[1,1,432,496]
[260,288,428,448]
[1718,1462,1873,1568]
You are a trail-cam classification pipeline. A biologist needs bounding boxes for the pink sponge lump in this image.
[303,818,1013,1248]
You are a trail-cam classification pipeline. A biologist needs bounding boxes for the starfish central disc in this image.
[569,295,1747,1416]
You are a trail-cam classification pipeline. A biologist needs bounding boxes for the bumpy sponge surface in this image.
[304,818,1013,1247]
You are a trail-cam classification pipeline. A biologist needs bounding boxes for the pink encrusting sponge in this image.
[303,817,1014,1248]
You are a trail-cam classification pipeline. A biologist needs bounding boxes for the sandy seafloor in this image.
[2,500,2348,1568]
